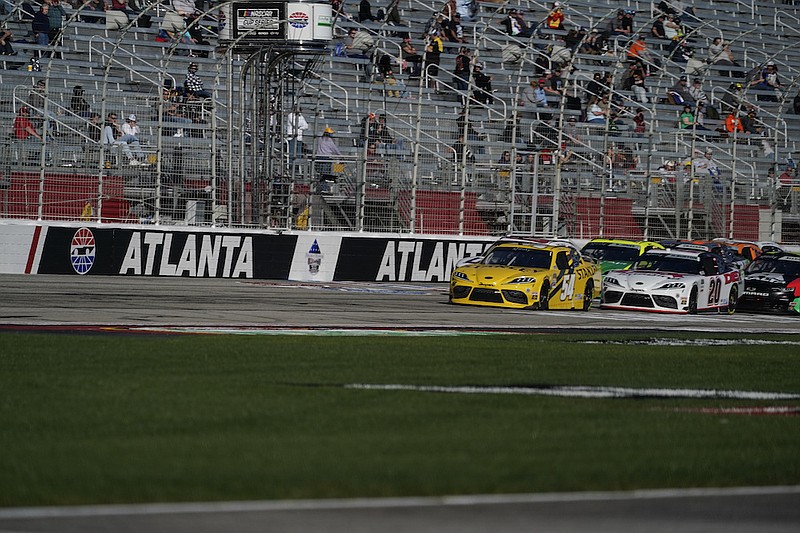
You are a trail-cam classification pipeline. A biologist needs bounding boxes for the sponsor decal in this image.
[307,239,322,275]
[120,232,253,278]
[70,227,96,275]
[287,10,308,28]
[374,240,490,282]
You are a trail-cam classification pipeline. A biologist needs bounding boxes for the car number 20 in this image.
[707,276,724,306]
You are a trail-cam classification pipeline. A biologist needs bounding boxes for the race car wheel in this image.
[688,287,698,314]
[539,282,550,310]
[582,282,594,311]
[727,285,738,315]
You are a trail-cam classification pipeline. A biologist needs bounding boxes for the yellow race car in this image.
[449,243,601,310]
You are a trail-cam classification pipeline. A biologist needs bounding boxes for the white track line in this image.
[345,383,800,400]
[1,486,799,519]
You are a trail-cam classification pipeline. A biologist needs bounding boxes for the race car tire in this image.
[539,282,550,310]
[727,285,738,315]
[688,287,698,314]
[582,281,594,311]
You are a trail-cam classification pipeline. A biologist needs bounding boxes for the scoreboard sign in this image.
[222,1,333,46]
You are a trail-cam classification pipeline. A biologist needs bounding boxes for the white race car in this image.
[601,249,743,314]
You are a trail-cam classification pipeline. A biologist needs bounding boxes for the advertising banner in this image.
[36,227,297,279]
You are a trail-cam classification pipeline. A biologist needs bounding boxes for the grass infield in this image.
[1,331,799,506]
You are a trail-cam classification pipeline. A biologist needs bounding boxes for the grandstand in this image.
[0,0,798,242]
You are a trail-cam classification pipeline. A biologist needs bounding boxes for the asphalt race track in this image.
[1,274,798,532]
[1,274,799,334]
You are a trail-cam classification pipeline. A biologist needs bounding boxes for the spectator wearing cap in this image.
[607,9,631,38]
[651,14,667,39]
[544,67,564,100]
[688,78,709,106]
[70,85,92,117]
[184,62,212,99]
[750,62,782,102]
[668,75,694,106]
[315,127,341,158]
[315,126,341,181]
[521,79,550,108]
[102,112,148,166]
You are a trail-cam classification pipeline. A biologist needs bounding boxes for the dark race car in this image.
[738,252,800,314]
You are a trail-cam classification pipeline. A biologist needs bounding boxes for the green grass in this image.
[1,332,799,506]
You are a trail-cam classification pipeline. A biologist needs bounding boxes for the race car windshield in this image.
[632,255,701,274]
[582,244,639,262]
[746,257,800,278]
[484,248,552,269]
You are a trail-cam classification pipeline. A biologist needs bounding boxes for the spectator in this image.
[501,9,532,38]
[172,0,196,17]
[545,2,564,30]
[102,112,147,165]
[286,107,309,170]
[627,34,659,74]
[0,19,16,55]
[401,36,422,77]
[719,82,745,115]
[28,79,59,136]
[607,10,631,39]
[520,79,551,120]
[70,85,92,117]
[471,63,493,105]
[346,28,374,58]
[81,0,106,23]
[453,47,471,93]
[794,91,800,114]
[667,75,694,105]
[630,72,649,104]
[13,106,43,141]
[442,12,465,44]
[155,83,192,136]
[688,78,709,107]
[678,104,707,130]
[663,14,682,41]
[586,95,607,124]
[314,127,341,179]
[315,127,341,157]
[358,0,376,22]
[564,27,586,52]
[651,14,666,39]
[584,72,606,103]
[724,111,744,134]
[111,0,133,16]
[32,4,50,50]
[633,110,646,136]
[85,112,102,142]
[46,0,66,56]
[707,37,740,76]
[750,61,782,101]
[544,67,565,101]
[423,31,443,91]
[184,62,212,99]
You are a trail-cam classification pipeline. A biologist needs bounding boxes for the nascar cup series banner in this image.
[3,224,493,282]
[219,1,333,45]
